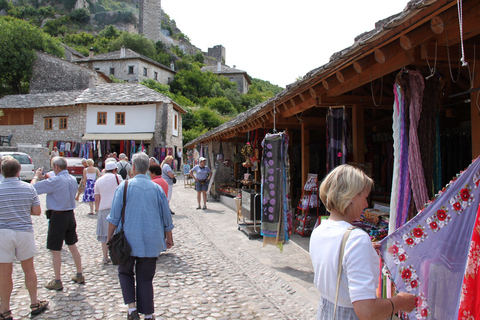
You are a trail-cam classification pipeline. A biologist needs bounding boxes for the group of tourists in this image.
[0,152,174,320]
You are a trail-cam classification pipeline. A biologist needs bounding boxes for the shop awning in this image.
[82,133,154,141]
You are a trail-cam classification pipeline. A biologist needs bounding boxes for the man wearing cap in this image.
[189,157,212,210]
[94,161,123,264]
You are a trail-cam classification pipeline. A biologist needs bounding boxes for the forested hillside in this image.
[0,0,283,144]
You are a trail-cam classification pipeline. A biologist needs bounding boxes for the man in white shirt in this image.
[94,161,123,264]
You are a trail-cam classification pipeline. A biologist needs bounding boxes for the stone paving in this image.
[6,177,319,319]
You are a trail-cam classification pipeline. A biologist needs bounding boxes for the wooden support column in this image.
[352,105,365,164]
[301,122,310,188]
[471,64,480,158]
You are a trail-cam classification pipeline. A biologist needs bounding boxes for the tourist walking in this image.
[94,161,122,264]
[189,157,212,210]
[107,152,174,320]
[82,159,101,215]
[31,156,84,291]
[309,164,415,319]
[117,153,132,180]
[75,158,87,201]
[149,163,168,196]
[160,155,176,203]
[0,156,49,320]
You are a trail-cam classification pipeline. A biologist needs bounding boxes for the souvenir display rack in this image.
[295,174,320,237]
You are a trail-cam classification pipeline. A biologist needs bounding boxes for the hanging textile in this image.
[326,107,347,173]
[458,204,480,319]
[407,70,429,212]
[380,156,480,320]
[261,132,290,250]
[389,83,403,234]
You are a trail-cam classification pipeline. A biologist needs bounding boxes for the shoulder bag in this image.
[333,226,357,320]
[107,180,132,265]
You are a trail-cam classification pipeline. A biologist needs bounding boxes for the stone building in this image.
[75,46,176,85]
[201,62,251,95]
[0,52,185,169]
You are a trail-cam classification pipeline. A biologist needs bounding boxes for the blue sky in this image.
[162,0,408,88]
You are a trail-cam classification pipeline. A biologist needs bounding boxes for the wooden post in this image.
[471,64,480,158]
[352,105,365,164]
[301,122,310,188]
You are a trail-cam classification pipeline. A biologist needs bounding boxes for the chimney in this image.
[233,65,236,69]
[89,47,94,59]
[217,61,221,72]
[120,46,126,58]
[170,61,175,71]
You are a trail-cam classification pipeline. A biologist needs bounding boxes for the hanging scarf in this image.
[380,156,480,320]
[326,107,347,173]
[407,70,429,212]
[389,83,403,234]
[261,132,290,250]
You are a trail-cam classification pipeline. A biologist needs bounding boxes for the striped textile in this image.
[407,70,429,212]
[0,178,40,232]
[316,297,359,320]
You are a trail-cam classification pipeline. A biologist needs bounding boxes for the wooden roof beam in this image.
[282,97,317,118]
[327,49,415,97]
[420,44,480,62]
[318,95,394,107]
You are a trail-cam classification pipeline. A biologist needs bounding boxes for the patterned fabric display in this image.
[380,156,480,320]
[458,204,480,319]
[261,132,290,247]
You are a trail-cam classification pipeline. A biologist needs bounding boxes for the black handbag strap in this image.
[120,180,128,231]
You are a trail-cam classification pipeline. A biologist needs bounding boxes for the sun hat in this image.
[105,161,117,171]
[199,157,206,161]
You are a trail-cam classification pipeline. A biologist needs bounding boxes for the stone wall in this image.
[207,45,226,64]
[139,0,161,42]
[0,105,86,150]
[30,51,97,93]
[150,102,183,158]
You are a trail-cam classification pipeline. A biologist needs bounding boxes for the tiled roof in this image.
[201,64,248,75]
[74,84,172,104]
[76,48,174,72]
[0,91,83,109]
[62,44,86,58]
[0,84,186,114]
[185,0,431,147]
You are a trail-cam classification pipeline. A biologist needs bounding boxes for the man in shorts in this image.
[0,156,48,319]
[31,156,84,290]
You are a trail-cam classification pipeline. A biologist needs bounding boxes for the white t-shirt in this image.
[94,172,123,211]
[309,219,379,308]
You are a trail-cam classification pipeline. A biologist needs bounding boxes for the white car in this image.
[0,151,35,181]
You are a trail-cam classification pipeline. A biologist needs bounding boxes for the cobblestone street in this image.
[7,177,319,319]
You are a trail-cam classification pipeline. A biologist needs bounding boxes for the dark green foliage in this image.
[207,97,237,116]
[0,16,64,95]
[109,32,155,57]
[0,0,12,11]
[69,8,90,24]
[62,0,77,11]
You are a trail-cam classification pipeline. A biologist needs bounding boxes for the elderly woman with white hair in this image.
[309,164,415,320]
[107,152,174,320]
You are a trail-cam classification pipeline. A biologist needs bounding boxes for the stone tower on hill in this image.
[139,0,161,42]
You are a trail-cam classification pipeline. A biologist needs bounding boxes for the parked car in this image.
[0,151,35,181]
[66,157,85,182]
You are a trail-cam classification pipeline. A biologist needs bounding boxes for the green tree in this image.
[170,67,218,103]
[0,17,64,95]
[109,32,156,59]
[68,8,90,24]
[207,97,237,116]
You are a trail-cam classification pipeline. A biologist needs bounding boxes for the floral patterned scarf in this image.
[380,156,480,319]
